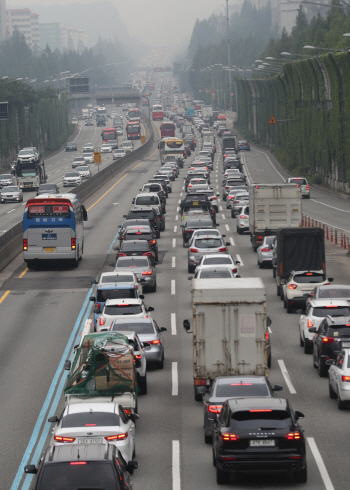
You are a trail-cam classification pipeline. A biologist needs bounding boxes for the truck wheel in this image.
[26,261,34,269]
[273,267,276,278]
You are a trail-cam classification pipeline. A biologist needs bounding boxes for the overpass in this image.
[66,87,142,105]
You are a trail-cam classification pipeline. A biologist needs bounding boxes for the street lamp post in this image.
[225,0,232,109]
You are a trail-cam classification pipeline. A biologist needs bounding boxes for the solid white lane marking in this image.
[172,440,181,490]
[221,214,226,220]
[171,280,176,295]
[175,215,178,221]
[236,254,243,266]
[172,238,176,248]
[172,363,178,396]
[225,224,230,231]
[172,256,176,268]
[219,206,223,211]
[278,360,297,394]
[174,225,177,233]
[230,237,235,246]
[307,438,334,490]
[171,313,177,335]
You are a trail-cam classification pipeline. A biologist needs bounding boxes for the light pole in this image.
[225,0,232,109]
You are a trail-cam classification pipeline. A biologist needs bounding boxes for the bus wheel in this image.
[73,248,79,268]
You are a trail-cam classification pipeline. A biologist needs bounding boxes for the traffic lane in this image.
[2,139,160,489]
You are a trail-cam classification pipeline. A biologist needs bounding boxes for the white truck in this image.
[249,183,302,252]
[81,109,90,119]
[202,105,213,123]
[184,278,270,401]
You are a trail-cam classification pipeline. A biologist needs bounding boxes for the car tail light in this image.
[257,236,263,240]
[186,230,194,234]
[266,330,269,341]
[105,433,128,441]
[190,248,199,253]
[188,185,193,188]
[149,240,156,245]
[261,248,271,252]
[143,252,153,258]
[224,154,227,158]
[134,354,142,359]
[142,270,153,275]
[218,247,227,252]
[136,232,142,235]
[307,319,314,328]
[70,462,87,465]
[23,239,28,251]
[118,252,127,257]
[211,196,217,200]
[194,141,196,144]
[306,185,310,190]
[234,200,239,203]
[99,317,106,326]
[240,215,248,219]
[125,408,132,415]
[322,337,335,343]
[225,186,230,190]
[220,433,240,442]
[148,339,161,345]
[232,268,237,273]
[289,284,298,289]
[249,409,272,412]
[342,376,350,382]
[54,435,76,443]
[158,215,163,220]
[95,303,101,311]
[284,432,301,440]
[71,238,76,250]
[208,405,222,414]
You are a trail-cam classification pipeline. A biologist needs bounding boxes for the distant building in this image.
[6,8,40,50]
[40,22,61,51]
[0,0,6,43]
[60,24,89,51]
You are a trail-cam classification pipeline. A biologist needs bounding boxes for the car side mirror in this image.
[127,461,138,471]
[147,307,154,312]
[303,293,311,298]
[94,307,100,314]
[272,385,283,392]
[267,316,272,327]
[308,327,317,333]
[139,278,146,283]
[132,198,135,204]
[123,215,127,218]
[64,360,71,370]
[188,276,193,280]
[326,359,335,366]
[183,319,191,333]
[139,294,144,300]
[280,278,286,284]
[225,242,230,246]
[222,234,226,238]
[48,415,59,423]
[89,296,96,302]
[24,465,37,475]
[160,327,167,332]
[272,258,276,266]
[295,411,304,420]
[129,413,139,422]
[235,260,241,265]
[328,278,334,282]
[82,205,88,221]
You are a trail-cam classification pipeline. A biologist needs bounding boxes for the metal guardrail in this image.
[0,115,155,272]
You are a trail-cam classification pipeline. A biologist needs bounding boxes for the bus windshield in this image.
[102,129,117,141]
[127,123,141,134]
[128,109,140,118]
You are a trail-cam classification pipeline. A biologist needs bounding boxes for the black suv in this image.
[213,397,306,484]
[125,207,161,237]
[123,228,158,262]
[25,443,137,490]
[310,315,350,376]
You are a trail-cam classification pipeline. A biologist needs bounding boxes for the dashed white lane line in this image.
[177,207,180,212]
[278,360,297,394]
[178,199,181,203]
[172,256,176,268]
[219,206,223,211]
[172,363,179,396]
[268,326,272,334]
[180,192,183,197]
[7,208,15,214]
[236,254,243,266]
[225,224,230,231]
[171,279,176,295]
[172,441,181,490]
[174,226,177,233]
[175,215,178,221]
[307,438,334,490]
[182,186,184,190]
[221,214,226,220]
[230,237,235,246]
[172,238,176,248]
[171,313,177,335]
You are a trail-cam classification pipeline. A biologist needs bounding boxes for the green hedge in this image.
[237,51,350,187]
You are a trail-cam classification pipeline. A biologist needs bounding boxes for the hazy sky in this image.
[8,0,224,48]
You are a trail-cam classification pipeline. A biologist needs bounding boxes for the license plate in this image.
[45,247,55,253]
[193,201,198,205]
[78,438,103,444]
[250,440,275,447]
[25,185,31,188]
[42,233,57,240]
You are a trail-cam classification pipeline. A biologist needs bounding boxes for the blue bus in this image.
[23,194,87,268]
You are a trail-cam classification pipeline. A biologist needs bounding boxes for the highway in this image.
[0,107,144,237]
[1,115,350,490]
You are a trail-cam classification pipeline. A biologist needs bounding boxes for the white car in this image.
[298,299,350,354]
[101,143,112,153]
[122,141,134,153]
[287,177,310,199]
[75,165,91,179]
[235,205,249,234]
[49,402,138,463]
[72,157,85,168]
[193,266,239,279]
[83,152,94,164]
[63,171,82,187]
[257,236,275,268]
[113,149,126,160]
[83,143,94,152]
[282,270,333,313]
[17,147,38,163]
[328,344,350,409]
[97,298,153,331]
[195,254,240,277]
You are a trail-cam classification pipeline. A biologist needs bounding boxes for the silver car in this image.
[101,143,112,153]
[113,149,126,159]
[226,187,247,209]
[110,317,166,368]
[114,256,157,292]
[188,235,230,273]
[230,192,249,217]
[287,177,310,199]
[0,185,23,203]
[0,173,13,188]
[75,165,91,179]
[257,235,275,268]
[83,143,94,152]
[83,152,94,164]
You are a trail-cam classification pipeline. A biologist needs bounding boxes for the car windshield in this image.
[216,382,269,398]
[105,304,142,315]
[3,187,19,192]
[231,410,291,430]
[312,306,350,317]
[62,412,120,428]
[39,462,117,490]
[112,321,154,334]
[135,196,159,205]
[97,289,136,302]
[294,273,325,283]
[202,257,232,265]
[200,270,231,278]
[318,288,350,299]
[116,258,149,268]
[194,238,222,249]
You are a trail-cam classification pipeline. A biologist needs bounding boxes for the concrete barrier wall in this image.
[0,115,155,272]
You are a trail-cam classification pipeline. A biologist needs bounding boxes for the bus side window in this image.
[82,205,88,222]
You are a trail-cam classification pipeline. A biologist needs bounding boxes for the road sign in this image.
[227,102,232,107]
[211,88,215,93]
[230,92,234,97]
[268,114,277,125]
[94,152,101,163]
[141,135,146,144]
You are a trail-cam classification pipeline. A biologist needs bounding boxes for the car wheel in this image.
[237,228,243,235]
[231,209,235,218]
[318,359,328,377]
[258,261,262,269]
[216,466,230,485]
[212,448,216,467]
[277,284,281,296]
[156,355,164,369]
[273,267,276,278]
[286,300,293,313]
[329,381,337,399]
[337,391,347,410]
[188,264,195,273]
[253,247,257,252]
[138,373,147,394]
[195,390,203,402]
[293,464,307,483]
[150,281,157,293]
[299,333,304,347]
[280,289,284,301]
[205,432,212,444]
[304,340,312,354]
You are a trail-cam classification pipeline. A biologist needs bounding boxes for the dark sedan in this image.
[36,183,60,196]
[65,142,77,151]
[116,240,157,266]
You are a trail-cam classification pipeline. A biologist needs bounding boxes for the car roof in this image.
[316,284,350,291]
[105,298,142,306]
[202,254,231,259]
[310,299,350,307]
[216,375,268,384]
[66,402,117,415]
[227,397,287,411]
[46,443,114,463]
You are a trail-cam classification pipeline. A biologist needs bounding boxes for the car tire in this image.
[318,359,328,377]
[258,261,262,269]
[156,355,164,369]
[188,264,195,273]
[286,300,293,313]
[277,284,281,296]
[138,373,147,394]
[293,464,307,483]
[216,467,230,485]
[253,247,257,252]
[337,391,346,410]
[237,228,243,235]
[304,340,312,354]
[273,267,276,278]
[329,381,337,399]
[205,432,212,444]
[299,333,304,347]
[212,449,216,467]
[150,281,157,293]
[268,353,271,368]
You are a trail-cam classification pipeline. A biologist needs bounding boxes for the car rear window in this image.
[312,306,350,317]
[105,304,142,315]
[135,196,160,206]
[100,275,133,283]
[116,258,149,267]
[62,412,120,428]
[216,383,269,398]
[203,257,232,265]
[289,178,307,185]
[194,230,219,237]
[194,238,222,249]
[327,326,350,337]
[97,289,136,302]
[112,321,154,334]
[125,233,152,241]
[231,410,291,430]
[188,220,213,228]
[121,241,148,251]
[129,210,154,219]
[200,270,231,278]
[39,462,117,490]
[294,273,326,283]
[318,288,350,299]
